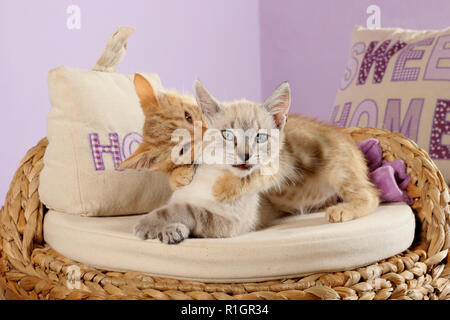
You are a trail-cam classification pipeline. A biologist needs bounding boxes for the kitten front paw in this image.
[213,174,242,202]
[326,204,357,223]
[169,166,195,190]
[133,219,158,240]
[157,223,190,244]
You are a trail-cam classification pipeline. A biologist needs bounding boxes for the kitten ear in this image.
[194,80,220,121]
[262,82,291,128]
[134,73,159,115]
[118,144,158,170]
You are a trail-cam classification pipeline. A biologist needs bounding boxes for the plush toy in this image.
[358,138,413,204]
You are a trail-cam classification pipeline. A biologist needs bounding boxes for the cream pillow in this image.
[43,203,415,283]
[39,27,172,216]
[332,26,450,182]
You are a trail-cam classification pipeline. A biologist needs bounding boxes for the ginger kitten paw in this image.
[157,223,189,244]
[213,175,242,202]
[169,167,195,189]
[213,184,235,202]
[326,205,357,223]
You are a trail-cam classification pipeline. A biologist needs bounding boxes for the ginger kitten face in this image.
[119,73,205,172]
[194,80,291,178]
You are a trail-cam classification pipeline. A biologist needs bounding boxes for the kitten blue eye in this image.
[256,133,268,143]
[221,130,234,141]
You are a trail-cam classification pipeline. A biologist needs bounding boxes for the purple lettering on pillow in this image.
[122,132,143,159]
[429,99,450,160]
[340,42,366,90]
[349,99,378,127]
[329,102,351,127]
[357,40,407,85]
[424,35,450,81]
[392,38,434,81]
[382,98,424,142]
[89,133,122,170]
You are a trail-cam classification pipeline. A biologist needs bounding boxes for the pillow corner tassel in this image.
[92,26,135,73]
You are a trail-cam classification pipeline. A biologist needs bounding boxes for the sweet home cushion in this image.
[331,26,450,182]
[39,27,172,216]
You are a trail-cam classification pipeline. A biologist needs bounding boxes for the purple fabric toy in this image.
[357,138,413,205]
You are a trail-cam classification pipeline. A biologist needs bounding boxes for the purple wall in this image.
[0,0,261,203]
[260,0,450,120]
[2,0,450,204]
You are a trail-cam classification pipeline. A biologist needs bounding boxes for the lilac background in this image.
[260,0,450,121]
[1,0,450,203]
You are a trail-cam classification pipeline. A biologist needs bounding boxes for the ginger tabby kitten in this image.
[118,73,204,189]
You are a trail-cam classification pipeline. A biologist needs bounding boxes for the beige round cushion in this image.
[43,203,415,283]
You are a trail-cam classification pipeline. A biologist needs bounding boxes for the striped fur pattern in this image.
[269,115,380,223]
[215,114,380,225]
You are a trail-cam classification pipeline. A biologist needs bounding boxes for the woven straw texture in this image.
[0,128,449,300]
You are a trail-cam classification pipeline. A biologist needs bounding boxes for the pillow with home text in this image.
[38,27,172,216]
[331,26,450,183]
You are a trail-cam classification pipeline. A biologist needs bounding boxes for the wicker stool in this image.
[0,127,449,300]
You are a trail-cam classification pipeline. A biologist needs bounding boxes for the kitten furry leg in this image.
[133,205,193,243]
[212,172,247,202]
[213,170,280,202]
[326,179,379,223]
[134,202,243,244]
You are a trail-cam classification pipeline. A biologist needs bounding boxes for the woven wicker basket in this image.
[0,127,449,300]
